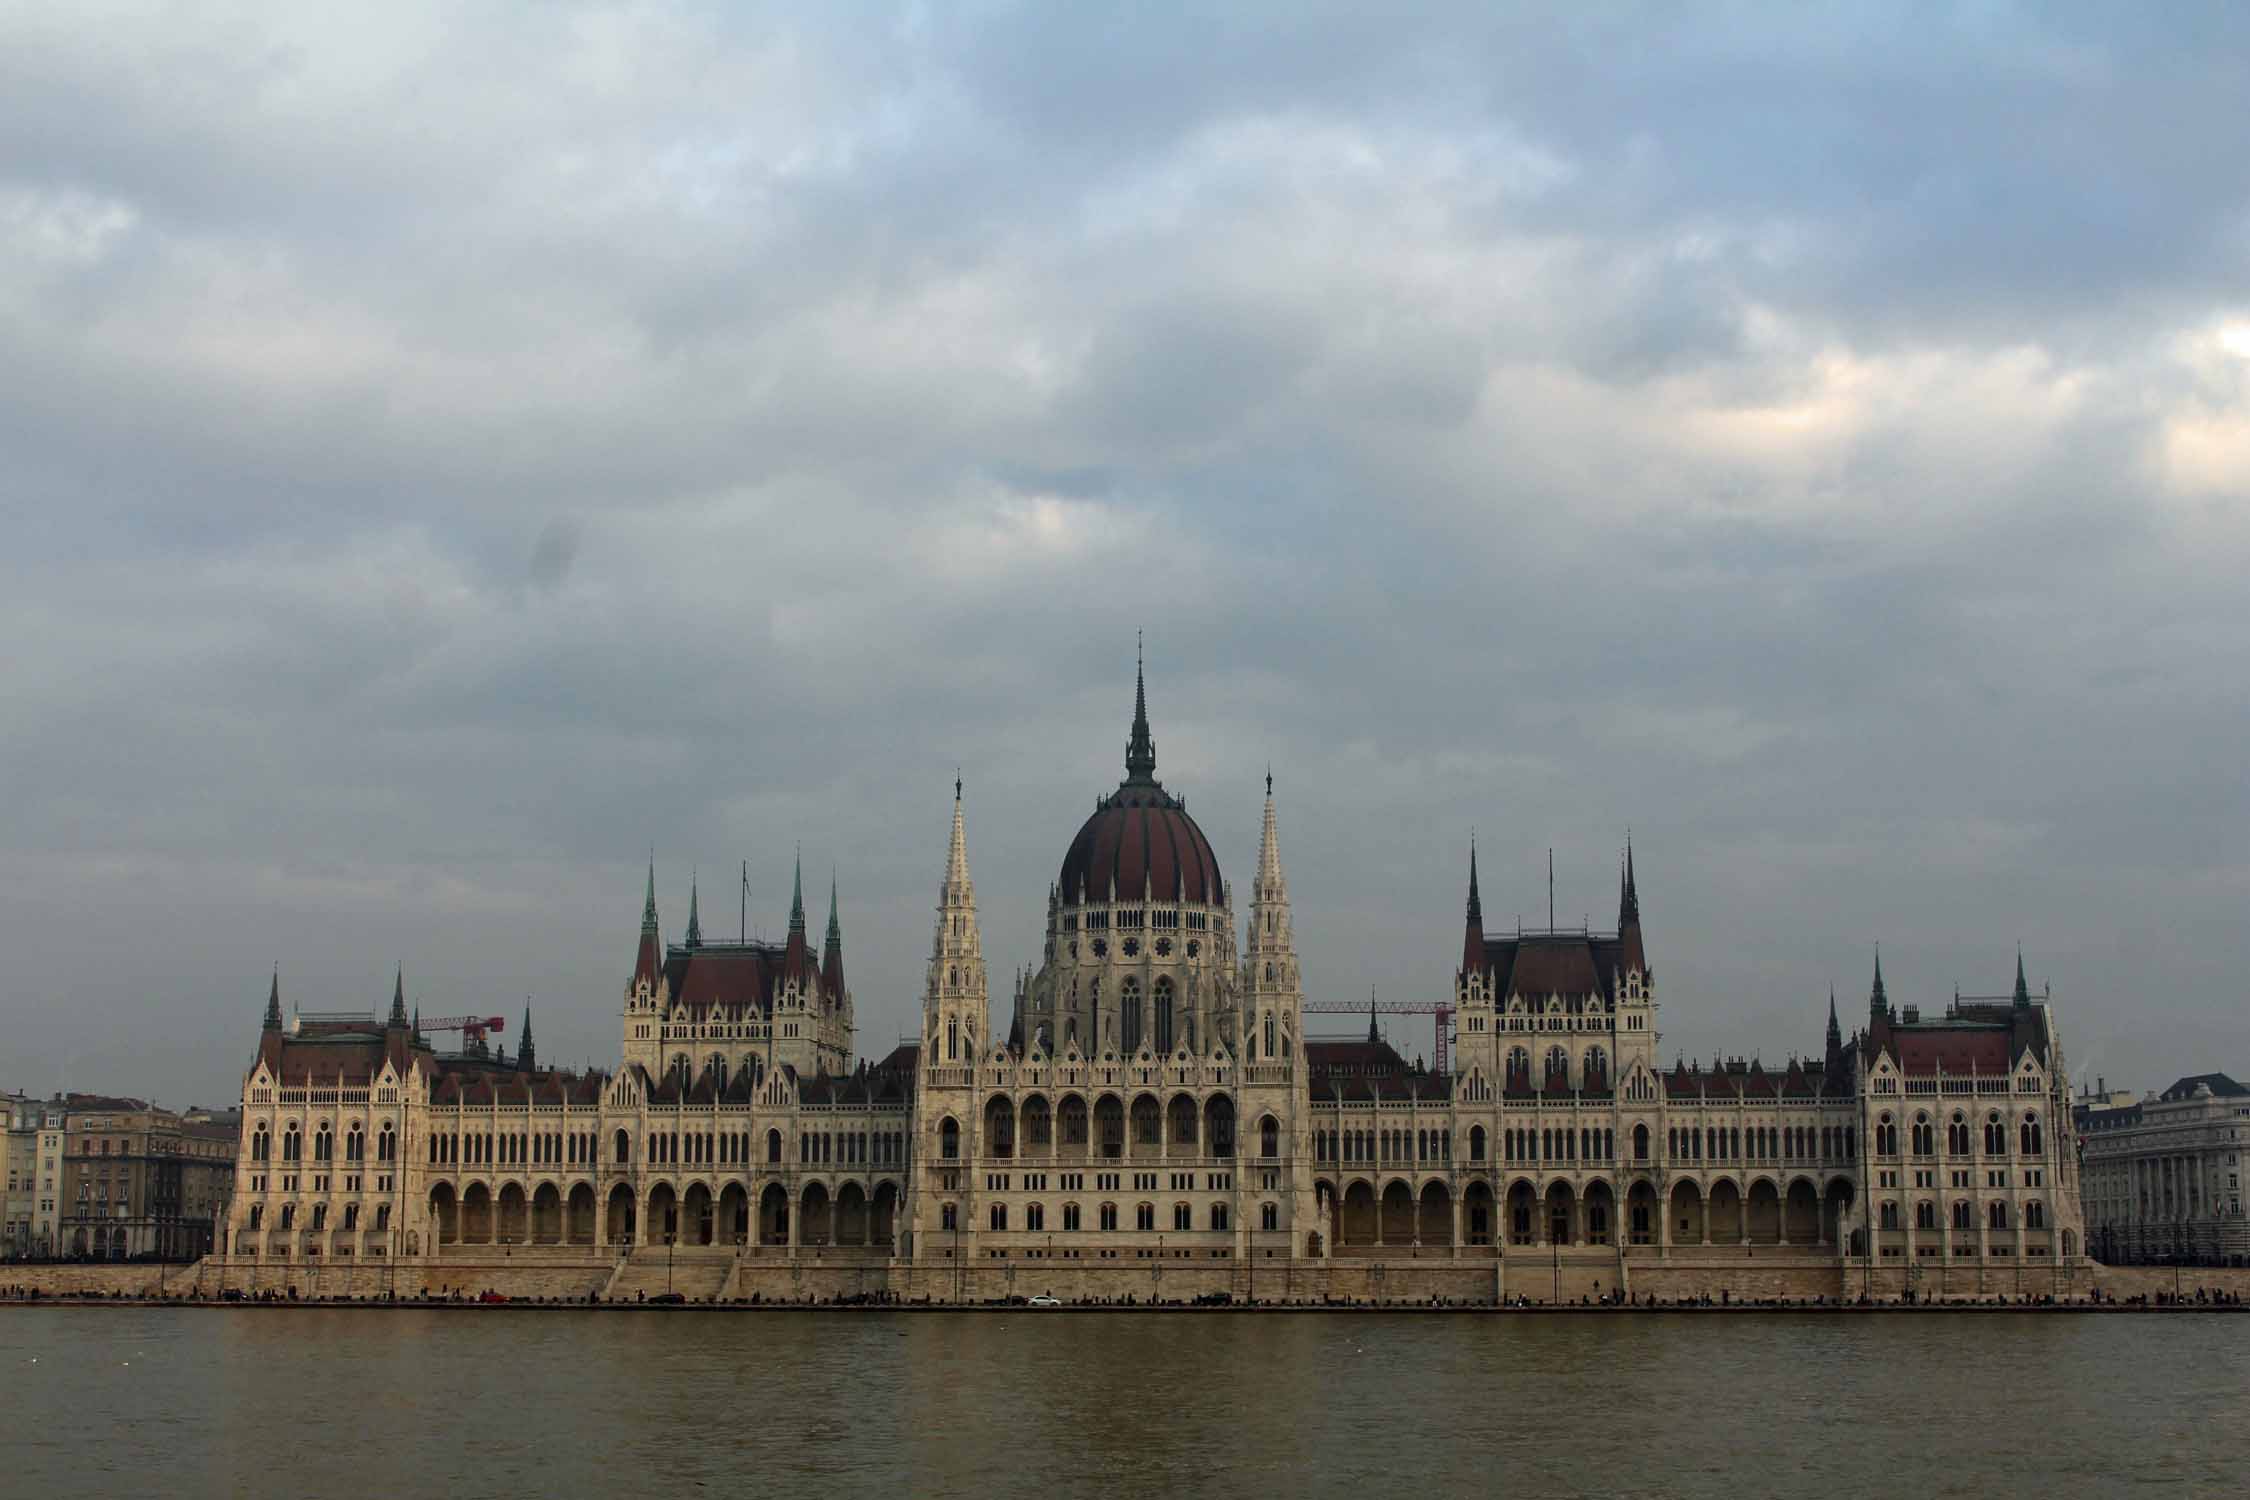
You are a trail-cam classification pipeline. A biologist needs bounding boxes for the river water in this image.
[4,1308,2244,1497]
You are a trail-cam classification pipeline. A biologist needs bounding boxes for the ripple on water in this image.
[5,1309,2247,1499]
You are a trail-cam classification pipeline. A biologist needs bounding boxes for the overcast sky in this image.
[3,3,2245,1109]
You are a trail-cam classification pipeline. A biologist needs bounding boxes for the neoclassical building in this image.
[2077,1072,2249,1266]
[221,662,2089,1296]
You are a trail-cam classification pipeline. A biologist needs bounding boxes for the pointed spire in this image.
[685,870,703,949]
[789,847,806,934]
[1367,987,1380,1046]
[822,870,845,1000]
[412,1004,422,1041]
[1125,632,1157,782]
[944,776,972,895]
[388,964,407,1028]
[518,1004,536,1072]
[1870,946,1888,1026]
[1460,837,1486,978]
[1826,987,1841,1046]
[2014,945,2030,1008]
[631,857,662,991]
[264,967,283,1032]
[1621,834,1640,926]
[1257,773,1283,884]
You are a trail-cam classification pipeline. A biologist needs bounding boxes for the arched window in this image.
[1915,1200,1936,1230]
[940,1117,960,1160]
[1121,977,1144,1053]
[2020,1113,2043,1156]
[2025,1200,2046,1229]
[1989,1200,2009,1231]
[1063,1202,1082,1232]
[251,1127,269,1162]
[1260,1115,1279,1158]
[1583,1045,1608,1091]
[1911,1114,1933,1156]
[1984,1113,2006,1155]
[1471,1125,1487,1162]
[1153,977,1174,1054]
[1876,1114,1898,1157]
[1134,1203,1154,1232]
[615,1128,631,1164]
[1099,1202,1118,1232]
[377,1127,395,1162]
[1264,1012,1277,1058]
[282,1126,301,1162]
[1507,1047,1530,1089]
[1948,1113,1970,1155]
[1952,1199,1972,1230]
[989,1203,1008,1232]
[766,1129,782,1164]
[1545,1046,1569,1088]
[1633,1123,1650,1162]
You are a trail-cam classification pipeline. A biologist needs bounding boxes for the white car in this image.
[1028,1294,1062,1307]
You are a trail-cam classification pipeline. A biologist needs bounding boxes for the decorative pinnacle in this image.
[789,846,806,933]
[642,852,658,931]
[826,870,842,947]
[264,966,282,1031]
[389,964,407,1027]
[685,869,703,948]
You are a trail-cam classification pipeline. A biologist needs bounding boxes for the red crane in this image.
[1303,998,1456,1076]
[420,1015,507,1047]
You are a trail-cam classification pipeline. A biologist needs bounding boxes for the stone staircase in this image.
[604,1248,735,1303]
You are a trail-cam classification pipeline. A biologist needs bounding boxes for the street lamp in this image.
[666,1228,677,1295]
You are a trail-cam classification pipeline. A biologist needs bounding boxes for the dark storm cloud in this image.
[1,2,2244,1104]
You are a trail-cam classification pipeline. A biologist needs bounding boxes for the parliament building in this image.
[219,663,2090,1301]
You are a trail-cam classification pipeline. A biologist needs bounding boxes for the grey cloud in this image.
[1,2,2245,1105]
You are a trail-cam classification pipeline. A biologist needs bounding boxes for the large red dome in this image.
[1057,651,1224,906]
[1059,785,1224,907]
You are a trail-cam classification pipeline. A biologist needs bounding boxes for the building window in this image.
[1099,1202,1118,1233]
[1135,1203,1155,1232]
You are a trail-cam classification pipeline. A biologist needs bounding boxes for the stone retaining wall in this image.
[16,1255,2249,1306]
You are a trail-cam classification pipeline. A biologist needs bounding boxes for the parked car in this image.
[477,1290,510,1304]
[1028,1294,1062,1307]
[647,1291,688,1305]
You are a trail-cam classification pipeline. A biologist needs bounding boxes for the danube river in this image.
[6,1308,2244,1497]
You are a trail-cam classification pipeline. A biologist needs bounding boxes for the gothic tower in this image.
[927,778,989,1063]
[910,778,988,1262]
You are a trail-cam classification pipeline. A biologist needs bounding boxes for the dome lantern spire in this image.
[1125,631,1157,783]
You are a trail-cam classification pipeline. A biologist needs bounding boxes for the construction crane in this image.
[1303,996,1456,1077]
[420,1015,507,1048]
